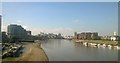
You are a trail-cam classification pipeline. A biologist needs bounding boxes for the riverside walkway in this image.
[18,42,48,61]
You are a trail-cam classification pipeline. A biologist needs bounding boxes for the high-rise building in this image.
[7,24,29,42]
[74,32,77,39]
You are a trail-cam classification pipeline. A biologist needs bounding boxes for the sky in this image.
[1,0,120,2]
[2,2,118,36]
[0,2,2,15]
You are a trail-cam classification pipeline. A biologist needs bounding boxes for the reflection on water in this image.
[41,39,118,61]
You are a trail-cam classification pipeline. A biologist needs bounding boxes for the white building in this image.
[111,36,119,41]
[113,32,117,36]
[111,32,119,41]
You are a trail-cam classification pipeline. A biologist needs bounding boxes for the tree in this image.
[10,35,18,43]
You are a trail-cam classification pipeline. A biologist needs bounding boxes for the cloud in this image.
[27,27,74,36]
[74,19,80,23]
[11,20,23,25]
[17,20,22,23]
[23,26,27,29]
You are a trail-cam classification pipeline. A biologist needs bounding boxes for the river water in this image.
[41,39,118,61]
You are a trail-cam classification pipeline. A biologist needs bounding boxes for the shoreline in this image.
[73,39,120,49]
[73,39,118,45]
[41,46,49,61]
[17,42,49,61]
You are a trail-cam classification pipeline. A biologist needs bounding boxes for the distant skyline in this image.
[2,2,118,36]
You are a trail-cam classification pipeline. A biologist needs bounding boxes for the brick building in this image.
[74,32,98,40]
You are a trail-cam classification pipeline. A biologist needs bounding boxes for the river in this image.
[41,39,118,61]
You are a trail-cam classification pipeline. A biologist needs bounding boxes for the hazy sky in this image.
[2,2,118,36]
[0,3,2,15]
[1,0,120,2]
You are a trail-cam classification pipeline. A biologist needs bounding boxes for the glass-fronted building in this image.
[7,24,28,41]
